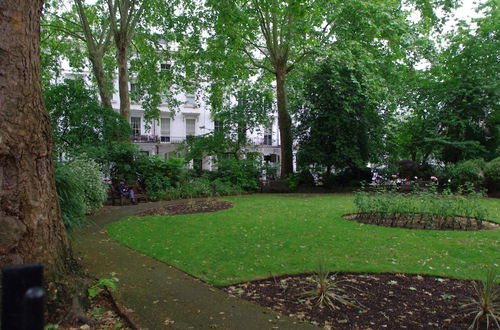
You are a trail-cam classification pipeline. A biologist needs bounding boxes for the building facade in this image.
[115,79,282,173]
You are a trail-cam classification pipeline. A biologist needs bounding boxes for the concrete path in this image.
[73,201,317,330]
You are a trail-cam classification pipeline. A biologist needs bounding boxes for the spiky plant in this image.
[299,260,363,311]
[461,268,500,329]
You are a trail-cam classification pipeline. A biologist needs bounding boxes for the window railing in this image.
[131,135,188,144]
[130,135,280,146]
[248,137,279,146]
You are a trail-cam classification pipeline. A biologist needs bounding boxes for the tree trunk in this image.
[275,68,294,178]
[0,0,69,273]
[89,51,113,109]
[116,38,130,122]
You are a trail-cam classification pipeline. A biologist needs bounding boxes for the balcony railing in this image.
[248,137,279,147]
[131,135,280,146]
[131,135,187,144]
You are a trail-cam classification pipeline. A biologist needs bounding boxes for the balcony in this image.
[131,135,187,144]
[249,137,279,147]
[131,135,280,147]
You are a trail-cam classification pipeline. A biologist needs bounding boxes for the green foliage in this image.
[135,156,186,192]
[353,184,489,230]
[390,1,500,163]
[461,267,500,330]
[55,156,108,229]
[216,158,261,192]
[448,160,486,190]
[150,177,244,201]
[295,55,384,174]
[44,324,59,330]
[485,157,500,193]
[45,79,131,158]
[88,275,120,298]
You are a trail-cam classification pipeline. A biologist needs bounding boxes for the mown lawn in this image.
[106,194,500,286]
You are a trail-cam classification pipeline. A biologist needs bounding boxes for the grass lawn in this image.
[106,194,500,286]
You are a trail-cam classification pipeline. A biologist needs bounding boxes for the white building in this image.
[59,61,282,173]
[114,75,282,173]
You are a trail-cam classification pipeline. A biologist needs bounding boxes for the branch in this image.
[241,47,275,74]
[285,49,313,73]
[107,0,119,36]
[241,36,268,58]
[42,23,85,41]
[74,0,98,48]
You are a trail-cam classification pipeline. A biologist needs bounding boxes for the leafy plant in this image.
[353,184,489,230]
[88,275,119,298]
[485,157,500,193]
[299,260,362,311]
[44,324,59,330]
[55,155,107,229]
[461,268,500,330]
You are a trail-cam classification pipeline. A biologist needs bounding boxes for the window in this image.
[185,93,196,105]
[164,152,175,159]
[264,125,272,145]
[131,117,141,136]
[130,83,138,94]
[214,120,223,132]
[160,118,170,142]
[186,118,196,138]
[160,63,171,71]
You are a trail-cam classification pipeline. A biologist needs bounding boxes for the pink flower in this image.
[391,174,398,179]
[430,176,438,181]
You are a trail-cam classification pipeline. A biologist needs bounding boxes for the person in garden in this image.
[117,179,137,204]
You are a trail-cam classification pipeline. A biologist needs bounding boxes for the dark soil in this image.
[343,213,500,231]
[224,273,487,329]
[135,199,233,216]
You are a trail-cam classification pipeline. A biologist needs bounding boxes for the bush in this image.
[149,177,244,201]
[448,159,485,190]
[485,157,500,193]
[216,158,261,192]
[55,156,107,228]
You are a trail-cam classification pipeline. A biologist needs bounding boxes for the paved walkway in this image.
[73,201,316,330]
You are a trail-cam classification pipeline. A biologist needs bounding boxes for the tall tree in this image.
[74,0,114,108]
[41,0,115,108]
[107,0,146,121]
[392,0,500,163]
[296,55,384,174]
[204,0,454,177]
[0,0,69,271]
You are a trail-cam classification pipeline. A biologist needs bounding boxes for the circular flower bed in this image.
[135,199,233,216]
[343,213,500,231]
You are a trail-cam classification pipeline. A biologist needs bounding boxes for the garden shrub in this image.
[449,159,485,190]
[55,156,107,228]
[148,177,243,201]
[484,157,500,192]
[216,158,261,192]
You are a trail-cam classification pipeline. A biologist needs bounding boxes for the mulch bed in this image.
[135,199,233,216]
[343,213,500,231]
[223,273,485,329]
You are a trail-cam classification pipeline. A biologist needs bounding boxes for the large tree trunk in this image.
[116,38,130,122]
[0,0,69,273]
[275,68,294,178]
[89,51,113,109]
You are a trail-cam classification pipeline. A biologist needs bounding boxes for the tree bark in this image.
[275,68,294,178]
[0,0,69,273]
[116,37,130,121]
[89,51,113,109]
